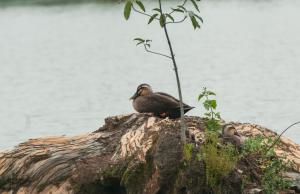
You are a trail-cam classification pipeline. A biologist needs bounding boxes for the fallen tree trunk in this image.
[0,113,300,194]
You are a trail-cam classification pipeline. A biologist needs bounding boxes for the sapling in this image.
[123,0,203,142]
[198,87,221,132]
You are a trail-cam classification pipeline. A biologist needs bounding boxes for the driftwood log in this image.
[1,113,300,194]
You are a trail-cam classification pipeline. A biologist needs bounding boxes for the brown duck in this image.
[130,84,194,119]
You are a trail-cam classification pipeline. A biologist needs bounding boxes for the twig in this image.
[166,16,187,25]
[143,45,172,59]
[168,0,188,15]
[266,121,300,153]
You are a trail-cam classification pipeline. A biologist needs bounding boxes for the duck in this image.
[130,83,194,119]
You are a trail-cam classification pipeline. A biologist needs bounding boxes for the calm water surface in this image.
[0,0,300,150]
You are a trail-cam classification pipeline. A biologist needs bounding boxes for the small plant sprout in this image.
[123,0,203,142]
[198,87,221,132]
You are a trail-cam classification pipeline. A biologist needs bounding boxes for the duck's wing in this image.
[133,93,180,114]
[155,92,194,110]
[154,92,181,108]
[155,92,180,103]
[134,92,194,116]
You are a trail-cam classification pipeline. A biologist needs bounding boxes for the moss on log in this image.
[0,113,300,194]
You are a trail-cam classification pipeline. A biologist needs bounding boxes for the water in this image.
[0,0,299,150]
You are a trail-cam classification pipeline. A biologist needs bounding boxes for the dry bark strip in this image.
[0,113,299,194]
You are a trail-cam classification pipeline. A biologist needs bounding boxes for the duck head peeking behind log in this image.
[130,84,194,119]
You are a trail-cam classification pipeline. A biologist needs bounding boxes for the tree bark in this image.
[0,114,300,194]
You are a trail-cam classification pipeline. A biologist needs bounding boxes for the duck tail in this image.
[183,106,194,113]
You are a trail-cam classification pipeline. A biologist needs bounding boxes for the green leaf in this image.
[206,119,220,131]
[190,15,200,29]
[159,14,166,27]
[204,112,212,117]
[198,93,205,101]
[148,13,158,24]
[145,43,151,48]
[215,112,221,119]
[135,0,145,12]
[203,100,210,110]
[171,8,184,13]
[194,14,203,23]
[203,99,217,110]
[190,0,200,12]
[153,8,161,13]
[165,14,174,22]
[133,38,144,46]
[206,91,216,96]
[133,38,144,42]
[177,5,187,11]
[145,39,152,43]
[124,1,132,20]
[210,100,217,109]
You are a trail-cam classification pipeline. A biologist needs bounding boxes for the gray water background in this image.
[0,0,299,150]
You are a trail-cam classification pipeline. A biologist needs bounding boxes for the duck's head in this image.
[130,83,153,100]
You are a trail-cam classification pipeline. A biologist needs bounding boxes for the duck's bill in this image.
[130,92,138,100]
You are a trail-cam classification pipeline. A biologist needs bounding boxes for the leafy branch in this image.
[124,0,203,29]
[131,5,154,19]
[144,45,172,59]
[168,0,187,15]
[133,38,172,59]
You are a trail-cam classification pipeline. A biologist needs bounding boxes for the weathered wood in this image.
[0,113,299,194]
